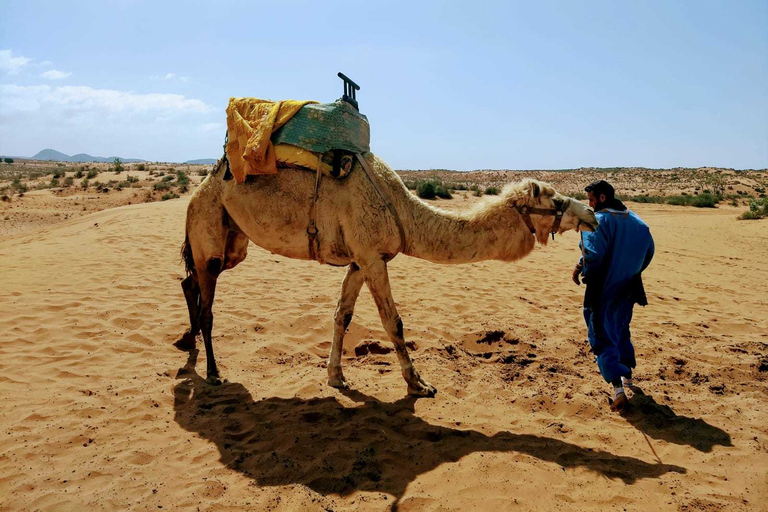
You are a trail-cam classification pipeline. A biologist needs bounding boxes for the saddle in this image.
[223,73,404,262]
[225,81,370,183]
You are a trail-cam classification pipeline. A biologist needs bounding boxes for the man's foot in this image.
[610,391,628,413]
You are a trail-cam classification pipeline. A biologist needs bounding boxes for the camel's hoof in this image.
[174,332,197,351]
[205,375,222,386]
[328,377,349,390]
[408,381,437,398]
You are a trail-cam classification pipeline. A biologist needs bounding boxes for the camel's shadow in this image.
[173,351,685,505]
[624,388,732,453]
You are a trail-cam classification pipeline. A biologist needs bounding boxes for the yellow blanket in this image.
[225,97,317,183]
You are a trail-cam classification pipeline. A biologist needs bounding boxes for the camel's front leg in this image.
[361,260,437,397]
[328,264,365,388]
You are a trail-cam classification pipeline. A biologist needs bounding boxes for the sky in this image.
[1,0,766,169]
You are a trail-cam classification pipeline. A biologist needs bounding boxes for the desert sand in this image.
[0,172,766,511]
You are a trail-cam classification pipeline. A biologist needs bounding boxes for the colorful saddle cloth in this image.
[225,98,370,183]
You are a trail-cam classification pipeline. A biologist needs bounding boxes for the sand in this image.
[0,189,766,511]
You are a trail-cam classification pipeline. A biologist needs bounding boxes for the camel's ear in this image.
[529,181,540,198]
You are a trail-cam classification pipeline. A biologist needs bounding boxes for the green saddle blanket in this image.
[271,100,370,154]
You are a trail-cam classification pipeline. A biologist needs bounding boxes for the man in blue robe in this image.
[572,180,655,412]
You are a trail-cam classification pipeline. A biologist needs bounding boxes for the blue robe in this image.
[580,208,654,383]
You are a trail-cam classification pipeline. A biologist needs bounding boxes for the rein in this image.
[515,198,571,240]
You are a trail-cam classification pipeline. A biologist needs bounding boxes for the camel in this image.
[178,153,598,396]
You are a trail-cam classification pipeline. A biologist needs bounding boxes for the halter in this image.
[515,198,571,240]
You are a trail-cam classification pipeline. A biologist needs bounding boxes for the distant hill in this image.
[31,149,145,163]
[183,158,217,165]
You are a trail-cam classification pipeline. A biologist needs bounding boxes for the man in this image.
[573,180,654,412]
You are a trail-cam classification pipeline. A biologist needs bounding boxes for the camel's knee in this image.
[335,311,353,330]
[206,257,223,277]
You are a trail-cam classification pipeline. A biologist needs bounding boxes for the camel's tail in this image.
[180,233,195,277]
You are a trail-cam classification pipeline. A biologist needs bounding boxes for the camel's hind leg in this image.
[328,264,365,388]
[175,275,201,350]
[360,259,437,397]
[197,261,222,385]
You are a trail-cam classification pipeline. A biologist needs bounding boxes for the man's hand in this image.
[572,265,582,285]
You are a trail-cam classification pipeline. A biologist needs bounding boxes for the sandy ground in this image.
[0,188,766,511]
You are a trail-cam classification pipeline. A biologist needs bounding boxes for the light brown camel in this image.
[178,153,598,396]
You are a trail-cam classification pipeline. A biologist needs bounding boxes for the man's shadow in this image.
[173,351,685,506]
[623,387,732,453]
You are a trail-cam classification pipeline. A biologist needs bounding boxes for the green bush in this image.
[86,169,98,179]
[198,169,209,177]
[3,158,13,164]
[739,197,768,220]
[161,192,180,201]
[75,168,84,178]
[484,186,500,195]
[63,176,74,187]
[162,175,175,182]
[176,170,189,187]
[113,157,124,174]
[135,163,146,171]
[126,175,139,183]
[153,181,171,191]
[435,184,452,199]
[417,181,437,199]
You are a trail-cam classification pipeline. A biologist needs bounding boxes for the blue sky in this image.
[1,0,766,169]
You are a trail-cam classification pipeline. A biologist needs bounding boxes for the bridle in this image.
[514,198,571,240]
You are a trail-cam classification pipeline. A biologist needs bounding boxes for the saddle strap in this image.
[355,153,407,254]
[307,154,323,261]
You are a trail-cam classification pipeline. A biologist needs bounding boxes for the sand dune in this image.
[0,195,766,511]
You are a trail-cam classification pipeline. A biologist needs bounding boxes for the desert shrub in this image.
[63,176,74,187]
[739,197,768,220]
[113,158,124,174]
[74,168,84,178]
[3,158,13,164]
[484,186,500,195]
[52,169,65,179]
[435,184,452,199]
[153,181,171,191]
[473,189,483,197]
[162,175,175,182]
[162,192,180,201]
[81,179,89,189]
[691,193,720,208]
[417,181,436,199]
[135,163,146,171]
[198,169,209,177]
[452,183,468,191]
[178,184,189,193]
[50,177,59,187]
[176,170,189,186]
[126,175,139,183]
[620,195,665,204]
[12,177,28,193]
[86,169,98,179]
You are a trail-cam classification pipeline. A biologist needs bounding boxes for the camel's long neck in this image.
[389,185,535,264]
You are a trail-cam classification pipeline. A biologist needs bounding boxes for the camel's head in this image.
[504,179,598,245]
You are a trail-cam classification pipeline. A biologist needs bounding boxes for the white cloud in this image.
[40,70,72,80]
[151,72,191,82]
[0,84,215,116]
[0,50,32,75]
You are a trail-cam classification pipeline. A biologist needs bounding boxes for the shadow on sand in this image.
[624,387,732,453]
[173,351,686,506]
